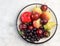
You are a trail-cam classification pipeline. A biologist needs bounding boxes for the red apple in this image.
[20,12,32,23]
[31,12,40,20]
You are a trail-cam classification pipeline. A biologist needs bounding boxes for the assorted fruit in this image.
[18,5,56,42]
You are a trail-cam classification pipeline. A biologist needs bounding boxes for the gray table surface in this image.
[0,0,60,46]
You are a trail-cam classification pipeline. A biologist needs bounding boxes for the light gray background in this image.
[0,0,60,46]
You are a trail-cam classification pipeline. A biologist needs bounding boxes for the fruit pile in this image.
[18,5,56,42]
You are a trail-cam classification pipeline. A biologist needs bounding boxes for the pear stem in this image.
[36,5,38,8]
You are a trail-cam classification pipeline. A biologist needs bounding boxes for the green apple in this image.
[44,22,56,30]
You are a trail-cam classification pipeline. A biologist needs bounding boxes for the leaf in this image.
[18,31,24,35]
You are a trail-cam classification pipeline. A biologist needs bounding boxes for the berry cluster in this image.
[19,23,50,42]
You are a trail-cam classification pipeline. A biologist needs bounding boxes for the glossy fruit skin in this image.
[28,26,33,30]
[40,11,51,21]
[23,27,42,41]
[33,28,37,31]
[32,6,42,15]
[40,13,49,21]
[41,5,48,11]
[20,12,32,23]
[44,31,50,37]
[40,19,48,25]
[19,24,27,30]
[36,29,43,37]
[44,22,56,30]
[31,12,40,20]
[40,13,47,20]
[33,19,41,28]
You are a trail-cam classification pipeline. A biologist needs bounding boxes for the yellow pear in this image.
[32,6,42,15]
[41,11,51,20]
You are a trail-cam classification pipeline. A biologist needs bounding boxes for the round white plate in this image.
[16,3,58,44]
